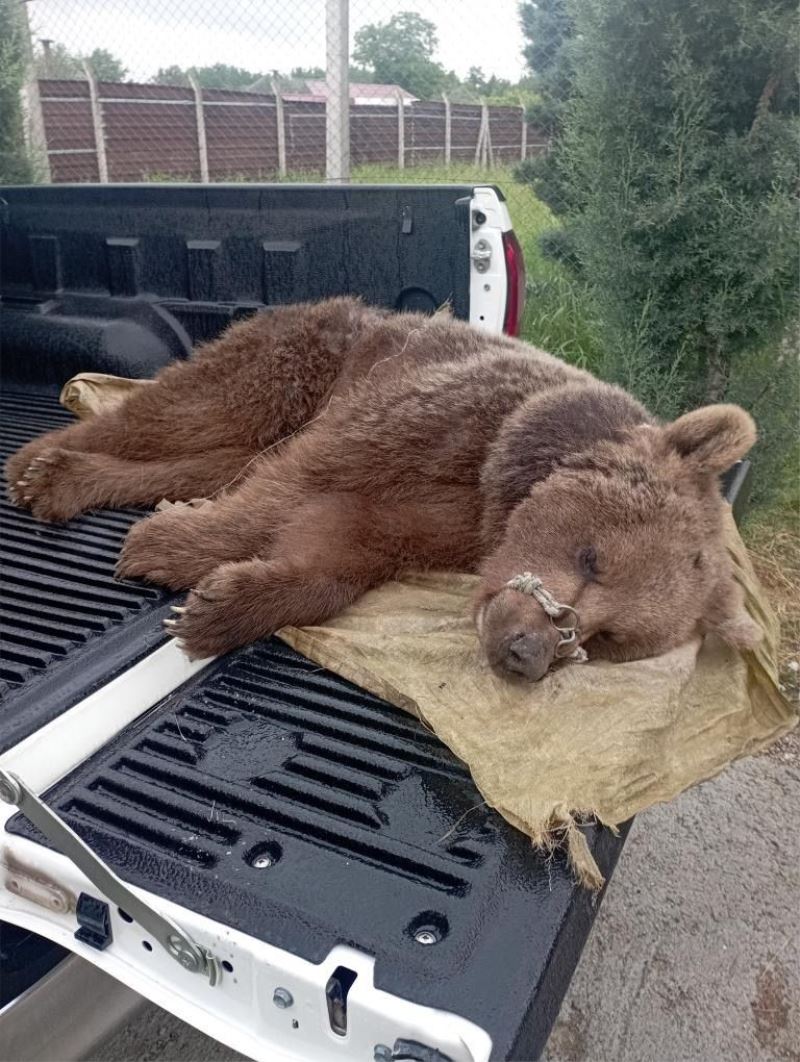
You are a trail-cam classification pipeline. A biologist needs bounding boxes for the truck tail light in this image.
[502,230,526,337]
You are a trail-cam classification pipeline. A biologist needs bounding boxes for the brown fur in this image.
[5,297,760,677]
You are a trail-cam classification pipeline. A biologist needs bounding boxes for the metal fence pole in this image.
[520,104,527,161]
[271,80,287,177]
[442,93,451,167]
[188,73,210,183]
[325,0,350,183]
[82,60,109,183]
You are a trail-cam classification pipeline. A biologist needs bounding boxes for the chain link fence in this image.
[12,1,546,186]
[4,0,556,320]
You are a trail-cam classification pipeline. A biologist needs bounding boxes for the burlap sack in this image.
[280,516,797,888]
[61,372,798,887]
[59,372,156,419]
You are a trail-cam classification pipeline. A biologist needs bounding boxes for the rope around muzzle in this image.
[505,573,588,664]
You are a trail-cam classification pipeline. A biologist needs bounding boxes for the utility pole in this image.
[325,0,350,183]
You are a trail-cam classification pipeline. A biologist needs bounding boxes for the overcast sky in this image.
[27,0,529,84]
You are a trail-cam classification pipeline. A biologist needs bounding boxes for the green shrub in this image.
[0,0,33,183]
[519,0,799,508]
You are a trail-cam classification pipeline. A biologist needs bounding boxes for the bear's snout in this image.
[499,630,553,682]
[476,588,562,682]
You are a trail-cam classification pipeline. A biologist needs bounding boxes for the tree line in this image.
[26,11,538,107]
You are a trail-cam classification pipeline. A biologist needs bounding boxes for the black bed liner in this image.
[0,391,172,753]
[7,638,626,1060]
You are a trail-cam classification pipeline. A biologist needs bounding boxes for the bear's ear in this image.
[701,575,762,650]
[664,405,756,475]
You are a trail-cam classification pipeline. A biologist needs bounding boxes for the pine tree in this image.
[516,0,575,213]
[557,0,799,416]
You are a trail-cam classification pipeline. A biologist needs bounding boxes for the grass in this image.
[348,161,605,370]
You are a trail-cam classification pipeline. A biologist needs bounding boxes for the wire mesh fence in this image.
[2,0,573,363]
[12,0,547,186]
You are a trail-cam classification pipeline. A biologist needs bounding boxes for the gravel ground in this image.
[91,732,800,1062]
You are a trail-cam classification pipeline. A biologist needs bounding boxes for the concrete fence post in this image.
[442,93,451,167]
[271,80,287,177]
[396,90,405,169]
[20,78,51,182]
[474,102,485,166]
[478,100,493,168]
[188,73,210,183]
[520,104,527,161]
[18,2,50,181]
[82,60,108,183]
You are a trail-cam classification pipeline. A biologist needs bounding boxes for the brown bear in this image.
[5,297,760,679]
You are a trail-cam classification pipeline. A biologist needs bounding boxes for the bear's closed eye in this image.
[594,630,625,644]
[577,545,600,580]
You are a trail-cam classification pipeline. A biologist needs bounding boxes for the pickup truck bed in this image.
[0,392,173,753]
[1,183,624,1061]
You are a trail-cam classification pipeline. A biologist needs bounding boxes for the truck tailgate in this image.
[6,632,625,1060]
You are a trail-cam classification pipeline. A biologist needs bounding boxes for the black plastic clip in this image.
[74,892,113,951]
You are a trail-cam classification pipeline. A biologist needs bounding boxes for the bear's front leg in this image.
[165,556,375,658]
[163,489,477,658]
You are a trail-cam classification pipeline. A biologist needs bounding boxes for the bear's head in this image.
[476,402,761,681]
